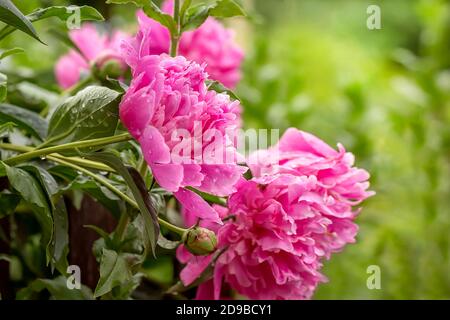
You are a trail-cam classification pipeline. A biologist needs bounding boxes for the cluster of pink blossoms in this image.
[178,129,374,300]
[119,14,246,223]
[54,2,374,300]
[55,24,130,89]
[137,0,244,88]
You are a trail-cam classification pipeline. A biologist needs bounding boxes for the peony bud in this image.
[92,50,127,80]
[184,227,218,256]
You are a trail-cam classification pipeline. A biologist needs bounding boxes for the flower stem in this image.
[115,211,130,242]
[0,141,187,237]
[45,155,187,237]
[3,133,132,166]
[170,0,181,57]
[0,143,114,172]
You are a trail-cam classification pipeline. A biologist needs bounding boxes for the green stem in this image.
[170,0,181,57]
[0,141,187,236]
[115,211,131,242]
[4,133,132,166]
[138,157,148,178]
[187,187,228,207]
[158,218,187,235]
[0,143,114,172]
[46,155,187,237]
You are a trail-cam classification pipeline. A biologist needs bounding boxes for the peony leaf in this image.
[0,47,24,60]
[20,164,69,273]
[106,0,177,34]
[206,80,240,101]
[94,248,131,298]
[0,162,54,265]
[182,0,246,32]
[86,152,160,257]
[46,86,121,146]
[0,103,48,140]
[0,72,6,102]
[17,276,93,300]
[209,0,246,18]
[0,5,104,41]
[26,5,104,23]
[0,192,20,218]
[0,0,42,42]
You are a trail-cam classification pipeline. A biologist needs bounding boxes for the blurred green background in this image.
[3,0,449,299]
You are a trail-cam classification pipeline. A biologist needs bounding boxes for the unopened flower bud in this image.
[92,50,126,80]
[184,227,218,256]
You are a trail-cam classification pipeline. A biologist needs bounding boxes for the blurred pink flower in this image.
[55,24,130,88]
[132,0,244,88]
[119,51,245,223]
[178,129,374,300]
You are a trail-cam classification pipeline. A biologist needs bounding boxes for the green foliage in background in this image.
[239,0,450,299]
[0,0,448,299]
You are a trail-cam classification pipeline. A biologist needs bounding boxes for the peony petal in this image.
[151,163,184,192]
[55,50,88,89]
[174,188,222,224]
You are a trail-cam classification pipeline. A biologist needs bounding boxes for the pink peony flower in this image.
[132,0,244,88]
[119,49,246,223]
[55,24,130,88]
[178,129,374,300]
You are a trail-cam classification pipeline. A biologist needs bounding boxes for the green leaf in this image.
[0,5,103,41]
[0,0,42,42]
[94,248,131,298]
[143,2,177,35]
[106,0,177,34]
[46,86,121,146]
[157,234,180,250]
[0,121,15,137]
[0,72,6,102]
[11,82,59,112]
[0,162,53,262]
[206,79,240,101]
[49,165,124,218]
[20,165,69,274]
[86,152,160,256]
[182,0,246,32]
[22,164,59,197]
[209,0,246,18]
[84,224,112,241]
[0,192,20,218]
[19,164,65,268]
[142,255,174,285]
[112,273,142,299]
[180,0,192,23]
[105,0,145,5]
[21,165,69,272]
[27,5,104,23]
[117,220,145,255]
[50,198,69,274]
[17,276,93,300]
[182,4,210,32]
[0,103,48,140]
[0,47,24,60]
